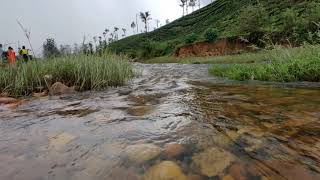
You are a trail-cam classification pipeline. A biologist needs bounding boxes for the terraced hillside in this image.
[110,0,320,59]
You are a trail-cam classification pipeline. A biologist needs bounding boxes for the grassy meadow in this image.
[0,54,133,97]
[209,45,320,82]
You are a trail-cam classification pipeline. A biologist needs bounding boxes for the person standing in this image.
[20,46,29,63]
[7,47,16,65]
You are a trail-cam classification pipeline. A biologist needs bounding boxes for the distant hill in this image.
[110,0,320,59]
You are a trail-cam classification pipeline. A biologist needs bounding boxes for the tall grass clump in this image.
[209,45,320,82]
[0,53,133,96]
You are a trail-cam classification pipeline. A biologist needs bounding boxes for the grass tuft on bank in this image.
[209,45,320,82]
[0,54,133,97]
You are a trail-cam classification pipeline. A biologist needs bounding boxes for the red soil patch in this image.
[174,38,251,58]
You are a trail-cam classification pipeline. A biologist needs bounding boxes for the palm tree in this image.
[180,0,186,16]
[122,28,127,37]
[140,11,152,33]
[189,0,196,12]
[109,33,114,42]
[186,0,189,15]
[98,36,102,46]
[155,19,160,28]
[131,21,136,34]
[114,27,119,40]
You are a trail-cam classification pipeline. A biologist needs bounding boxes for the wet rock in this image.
[143,161,187,180]
[0,97,18,104]
[56,107,98,117]
[118,89,133,96]
[33,90,49,97]
[187,174,204,180]
[125,144,161,164]
[5,100,27,109]
[192,147,235,177]
[228,163,247,180]
[50,82,75,95]
[164,143,185,158]
[48,132,77,151]
[107,167,140,180]
[127,106,153,116]
[266,161,320,180]
[222,175,235,180]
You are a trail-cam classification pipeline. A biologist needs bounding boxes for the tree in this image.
[122,28,127,37]
[43,38,60,58]
[185,33,198,44]
[109,33,115,42]
[73,43,80,54]
[114,27,119,40]
[131,21,136,34]
[180,0,187,16]
[155,19,160,28]
[189,0,196,12]
[204,28,219,42]
[140,11,152,33]
[166,19,170,24]
[60,44,72,55]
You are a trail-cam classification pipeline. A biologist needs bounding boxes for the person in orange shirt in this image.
[7,47,16,65]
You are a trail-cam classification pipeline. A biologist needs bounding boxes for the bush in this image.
[185,33,198,44]
[204,28,220,42]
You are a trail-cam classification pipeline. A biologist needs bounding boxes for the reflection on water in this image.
[0,64,319,180]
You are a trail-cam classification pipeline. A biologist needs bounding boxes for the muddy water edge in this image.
[0,64,319,180]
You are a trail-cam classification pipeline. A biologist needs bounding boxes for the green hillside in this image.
[110,0,320,59]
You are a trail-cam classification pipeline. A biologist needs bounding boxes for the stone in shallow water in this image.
[48,132,77,151]
[222,175,235,180]
[125,144,161,164]
[127,106,153,116]
[164,143,185,158]
[192,147,235,177]
[143,161,187,180]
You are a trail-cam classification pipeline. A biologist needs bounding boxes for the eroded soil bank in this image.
[0,64,319,180]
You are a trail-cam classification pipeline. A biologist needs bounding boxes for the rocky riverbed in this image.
[0,64,319,180]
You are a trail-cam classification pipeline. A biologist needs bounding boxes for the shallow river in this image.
[0,64,320,180]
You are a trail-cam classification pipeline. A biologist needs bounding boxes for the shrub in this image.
[185,33,198,44]
[204,28,220,42]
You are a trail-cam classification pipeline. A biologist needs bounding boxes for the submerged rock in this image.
[222,175,235,180]
[125,144,161,164]
[192,147,235,177]
[143,161,187,180]
[50,82,75,95]
[164,143,185,158]
[127,106,153,116]
[48,132,77,151]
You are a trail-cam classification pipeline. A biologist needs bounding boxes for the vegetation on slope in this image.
[209,45,320,82]
[110,0,320,59]
[0,54,133,97]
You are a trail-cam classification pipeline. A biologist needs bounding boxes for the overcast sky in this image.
[0,0,210,55]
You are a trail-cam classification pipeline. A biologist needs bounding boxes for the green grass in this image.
[209,45,320,82]
[145,51,271,64]
[0,54,133,97]
[110,0,320,59]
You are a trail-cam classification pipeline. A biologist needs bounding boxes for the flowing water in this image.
[0,64,320,180]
